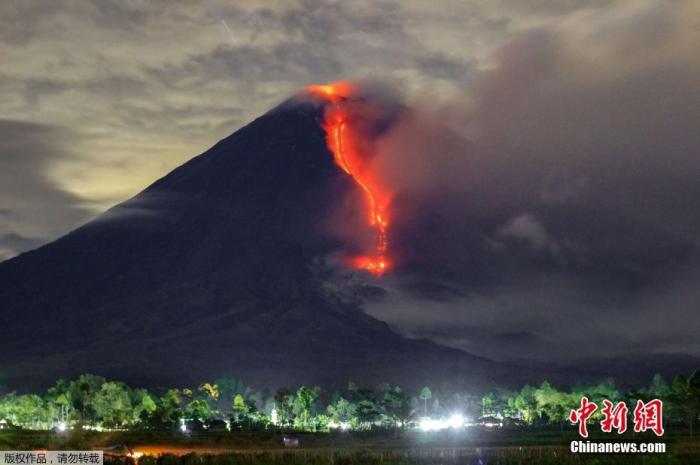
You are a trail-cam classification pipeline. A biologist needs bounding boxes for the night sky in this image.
[2,0,699,365]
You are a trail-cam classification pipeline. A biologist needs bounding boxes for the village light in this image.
[57,422,67,432]
[420,415,466,432]
[419,418,443,431]
[447,414,464,429]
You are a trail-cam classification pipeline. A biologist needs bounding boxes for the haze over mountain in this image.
[0,94,508,391]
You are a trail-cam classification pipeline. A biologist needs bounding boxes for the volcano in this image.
[0,89,503,391]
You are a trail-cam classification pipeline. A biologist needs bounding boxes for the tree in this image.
[535,382,574,431]
[0,393,18,425]
[669,373,700,437]
[274,389,294,427]
[327,396,356,427]
[72,374,107,424]
[382,386,412,428]
[145,389,183,430]
[198,383,220,402]
[515,385,538,424]
[185,399,212,424]
[89,382,133,428]
[46,379,76,426]
[481,392,496,416]
[54,393,72,424]
[132,390,157,424]
[355,399,381,429]
[688,371,700,438]
[1,394,49,429]
[231,394,250,427]
[215,375,236,416]
[293,387,320,431]
[504,396,518,419]
[419,387,432,417]
[649,374,669,399]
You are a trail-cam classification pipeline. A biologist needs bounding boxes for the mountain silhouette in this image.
[0,96,502,390]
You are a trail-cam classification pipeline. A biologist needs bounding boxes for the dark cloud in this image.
[0,120,93,260]
[354,0,700,361]
[415,54,475,82]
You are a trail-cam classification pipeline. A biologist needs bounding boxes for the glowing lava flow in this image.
[307,83,390,275]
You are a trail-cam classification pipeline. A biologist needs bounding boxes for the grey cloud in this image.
[415,54,475,82]
[353,0,700,361]
[0,120,93,259]
[144,43,343,95]
[0,233,44,262]
[497,213,551,251]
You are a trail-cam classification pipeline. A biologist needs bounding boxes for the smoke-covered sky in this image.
[2,0,699,362]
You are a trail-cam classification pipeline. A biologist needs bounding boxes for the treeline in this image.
[0,371,698,433]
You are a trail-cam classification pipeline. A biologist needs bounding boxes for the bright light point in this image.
[57,422,66,432]
[420,415,466,432]
[340,422,349,430]
[448,414,464,429]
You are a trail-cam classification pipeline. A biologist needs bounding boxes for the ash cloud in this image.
[352,0,700,361]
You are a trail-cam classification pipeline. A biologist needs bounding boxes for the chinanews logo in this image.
[568,397,666,454]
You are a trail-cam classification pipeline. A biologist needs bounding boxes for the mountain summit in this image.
[0,93,498,390]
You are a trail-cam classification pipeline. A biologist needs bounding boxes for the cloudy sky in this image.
[2,0,699,362]
[0,0,620,260]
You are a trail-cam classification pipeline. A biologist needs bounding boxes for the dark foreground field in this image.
[2,428,699,464]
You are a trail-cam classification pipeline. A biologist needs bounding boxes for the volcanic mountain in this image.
[0,90,504,391]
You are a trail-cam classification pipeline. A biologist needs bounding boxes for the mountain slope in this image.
[0,98,501,390]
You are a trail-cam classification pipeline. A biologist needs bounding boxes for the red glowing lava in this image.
[306,82,391,275]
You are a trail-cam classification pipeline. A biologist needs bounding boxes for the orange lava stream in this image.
[307,83,390,275]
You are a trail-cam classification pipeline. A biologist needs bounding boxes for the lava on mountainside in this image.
[306,82,392,275]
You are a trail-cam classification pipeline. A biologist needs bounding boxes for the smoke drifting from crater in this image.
[320,0,700,362]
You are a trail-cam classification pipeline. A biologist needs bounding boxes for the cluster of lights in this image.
[81,424,107,432]
[327,421,350,430]
[30,413,499,436]
[419,414,465,431]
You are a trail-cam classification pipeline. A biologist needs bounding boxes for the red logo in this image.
[569,396,598,438]
[570,397,664,437]
[601,400,628,434]
[633,399,664,436]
